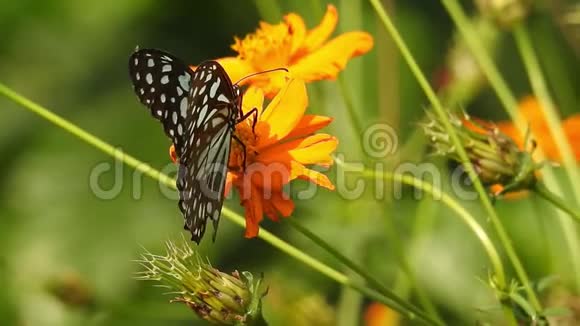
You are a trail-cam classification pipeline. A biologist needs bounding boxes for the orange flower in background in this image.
[486,96,580,198]
[364,302,400,326]
[198,4,374,96]
[227,79,337,237]
[496,96,580,162]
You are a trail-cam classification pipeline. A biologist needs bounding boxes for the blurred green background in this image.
[1,0,579,325]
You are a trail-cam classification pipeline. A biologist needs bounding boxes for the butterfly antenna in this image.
[233,67,289,86]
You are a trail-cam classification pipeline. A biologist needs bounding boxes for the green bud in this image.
[476,0,531,28]
[422,110,540,195]
[136,239,267,325]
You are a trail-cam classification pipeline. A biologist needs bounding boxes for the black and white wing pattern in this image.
[178,61,239,243]
[129,48,240,244]
[129,48,193,159]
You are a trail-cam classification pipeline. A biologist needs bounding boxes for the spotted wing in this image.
[177,61,238,243]
[128,48,192,158]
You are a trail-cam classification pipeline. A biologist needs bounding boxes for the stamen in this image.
[229,121,257,171]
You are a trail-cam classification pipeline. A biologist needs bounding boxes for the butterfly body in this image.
[129,48,241,243]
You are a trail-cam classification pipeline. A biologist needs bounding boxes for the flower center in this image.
[232,22,293,71]
[228,120,258,173]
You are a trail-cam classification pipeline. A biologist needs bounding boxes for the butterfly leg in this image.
[233,108,259,170]
[237,107,259,133]
[231,133,248,170]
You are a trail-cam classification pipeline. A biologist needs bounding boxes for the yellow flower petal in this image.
[241,86,264,115]
[290,161,335,190]
[256,79,308,147]
[284,114,333,140]
[288,134,337,165]
[214,56,254,85]
[258,133,338,166]
[291,31,374,81]
[300,4,338,54]
[284,13,307,56]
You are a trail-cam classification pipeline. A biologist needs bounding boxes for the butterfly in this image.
[128,48,257,243]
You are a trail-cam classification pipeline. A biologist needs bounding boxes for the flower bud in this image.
[476,0,531,28]
[422,110,539,195]
[136,239,267,325]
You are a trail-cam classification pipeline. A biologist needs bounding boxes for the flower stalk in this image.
[370,0,540,314]
[533,184,580,225]
[285,218,442,325]
[512,22,580,198]
[334,158,506,288]
[440,0,580,293]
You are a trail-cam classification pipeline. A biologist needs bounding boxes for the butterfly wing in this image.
[130,49,238,244]
[177,61,238,243]
[128,48,193,158]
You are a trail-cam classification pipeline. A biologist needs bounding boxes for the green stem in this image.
[0,82,436,326]
[337,63,439,320]
[382,220,442,322]
[334,159,506,285]
[512,24,580,190]
[441,0,580,298]
[337,58,441,322]
[286,218,441,325]
[368,0,539,311]
[534,184,580,224]
[369,0,491,236]
[336,159,519,322]
[440,0,522,126]
[512,23,580,289]
[220,210,346,284]
[392,197,439,301]
[352,162,517,325]
[337,76,365,142]
[246,309,269,326]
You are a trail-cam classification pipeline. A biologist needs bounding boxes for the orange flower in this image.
[487,96,580,198]
[496,96,580,162]
[196,5,373,96]
[364,303,400,326]
[227,79,337,237]
[170,79,338,237]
